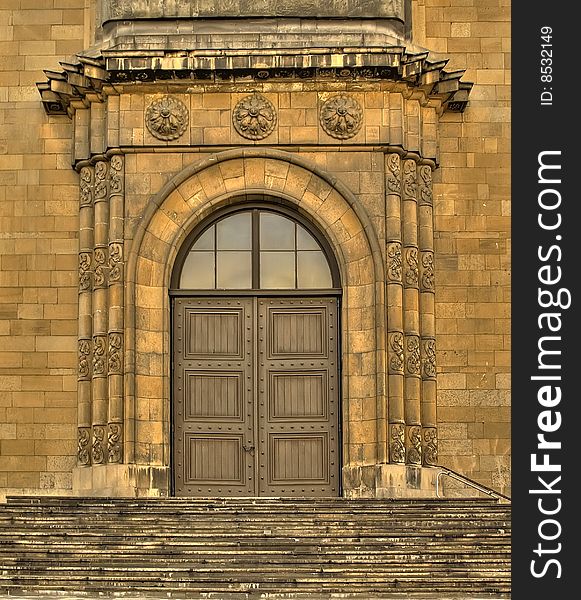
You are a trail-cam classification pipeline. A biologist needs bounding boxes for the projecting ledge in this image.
[72,465,170,498]
[343,464,442,499]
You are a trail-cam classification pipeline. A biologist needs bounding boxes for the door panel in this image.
[269,371,328,419]
[269,309,326,356]
[173,298,255,496]
[173,296,340,497]
[258,298,339,497]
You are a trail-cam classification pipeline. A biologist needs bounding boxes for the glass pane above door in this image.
[178,208,336,290]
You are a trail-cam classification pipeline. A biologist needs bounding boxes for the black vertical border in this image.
[512,4,577,597]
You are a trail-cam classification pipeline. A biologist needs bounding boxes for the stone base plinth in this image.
[72,465,170,497]
[343,464,443,498]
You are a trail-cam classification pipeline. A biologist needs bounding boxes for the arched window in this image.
[173,207,339,291]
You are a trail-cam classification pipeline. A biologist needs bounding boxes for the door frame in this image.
[169,290,343,497]
[169,201,344,497]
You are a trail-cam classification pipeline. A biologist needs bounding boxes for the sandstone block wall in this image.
[0,0,511,497]
[414,0,511,495]
[0,0,88,497]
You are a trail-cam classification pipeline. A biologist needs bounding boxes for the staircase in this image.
[0,496,510,599]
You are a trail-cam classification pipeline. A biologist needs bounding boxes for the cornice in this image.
[37,45,472,117]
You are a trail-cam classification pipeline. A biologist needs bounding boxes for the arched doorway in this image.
[170,203,342,497]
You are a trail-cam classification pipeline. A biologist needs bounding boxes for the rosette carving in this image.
[79,167,93,206]
[232,92,277,140]
[420,251,435,291]
[93,247,107,288]
[92,335,107,376]
[387,242,402,282]
[79,252,91,291]
[94,161,108,200]
[108,423,122,463]
[108,243,123,283]
[109,155,124,194]
[319,95,363,140]
[78,339,91,380]
[92,425,105,464]
[422,339,437,379]
[388,332,404,373]
[390,423,405,464]
[108,333,123,374]
[419,165,433,204]
[145,96,189,141]
[77,427,91,466]
[387,154,401,194]
[403,160,417,199]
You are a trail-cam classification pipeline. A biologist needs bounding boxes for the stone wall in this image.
[0,0,87,497]
[0,0,511,498]
[413,0,511,495]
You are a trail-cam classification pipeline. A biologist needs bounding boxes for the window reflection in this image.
[260,213,295,250]
[297,224,320,250]
[297,251,332,288]
[179,209,334,290]
[260,251,295,289]
[180,251,214,289]
[191,226,214,251]
[217,212,251,250]
[217,251,252,289]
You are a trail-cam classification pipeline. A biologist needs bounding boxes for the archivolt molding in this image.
[125,148,386,467]
[127,148,384,289]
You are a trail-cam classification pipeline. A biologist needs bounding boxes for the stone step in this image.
[0,502,509,519]
[0,538,511,551]
[2,524,510,533]
[0,519,510,537]
[0,555,511,566]
[0,509,511,519]
[0,575,511,588]
[1,585,511,598]
[6,496,504,504]
[0,505,511,514]
[0,512,511,524]
[0,593,509,600]
[0,496,511,598]
[2,502,509,511]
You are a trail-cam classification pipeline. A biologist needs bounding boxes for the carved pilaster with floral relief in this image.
[92,160,109,465]
[385,153,405,464]
[107,155,125,463]
[418,164,437,465]
[77,165,94,465]
[401,158,421,465]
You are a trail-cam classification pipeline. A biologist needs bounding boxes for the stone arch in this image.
[125,148,386,486]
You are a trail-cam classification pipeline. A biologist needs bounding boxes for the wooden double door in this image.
[172,296,340,497]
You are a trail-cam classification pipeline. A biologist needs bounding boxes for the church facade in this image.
[0,1,510,499]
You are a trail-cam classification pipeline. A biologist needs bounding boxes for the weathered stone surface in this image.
[0,0,510,500]
[0,496,511,596]
[100,0,406,22]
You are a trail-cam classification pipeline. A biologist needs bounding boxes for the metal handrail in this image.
[434,466,511,502]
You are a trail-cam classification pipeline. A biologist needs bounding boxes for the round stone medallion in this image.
[319,94,363,140]
[232,92,277,140]
[145,96,189,141]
